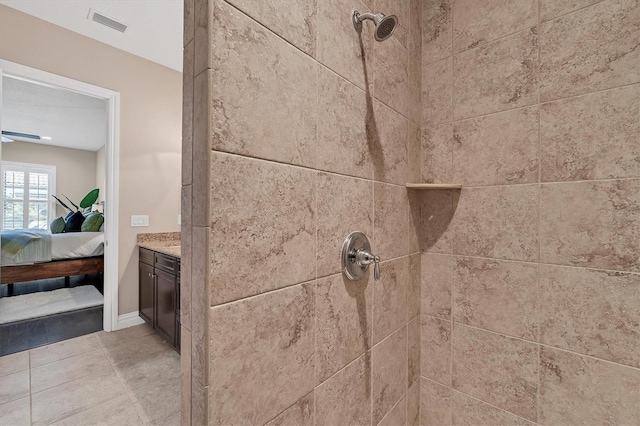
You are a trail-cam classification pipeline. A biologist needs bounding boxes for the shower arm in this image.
[353,11,383,28]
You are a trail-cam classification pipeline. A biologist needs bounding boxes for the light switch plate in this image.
[131,215,149,227]
[178,214,181,225]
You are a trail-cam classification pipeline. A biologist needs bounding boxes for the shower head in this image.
[352,10,398,42]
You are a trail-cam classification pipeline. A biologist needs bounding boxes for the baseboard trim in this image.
[117,311,145,330]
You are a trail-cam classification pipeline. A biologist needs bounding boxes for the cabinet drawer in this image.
[155,252,178,274]
[139,247,154,266]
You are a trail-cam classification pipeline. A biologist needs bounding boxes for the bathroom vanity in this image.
[138,245,181,353]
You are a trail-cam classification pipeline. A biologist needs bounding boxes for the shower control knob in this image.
[341,232,381,281]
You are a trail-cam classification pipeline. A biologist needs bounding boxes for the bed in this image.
[1,231,104,286]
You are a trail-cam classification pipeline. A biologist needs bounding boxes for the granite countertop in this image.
[137,232,181,258]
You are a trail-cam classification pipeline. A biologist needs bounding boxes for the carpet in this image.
[0,285,103,324]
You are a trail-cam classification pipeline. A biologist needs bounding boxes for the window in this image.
[1,161,56,230]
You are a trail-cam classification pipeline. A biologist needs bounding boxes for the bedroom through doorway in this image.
[0,61,120,355]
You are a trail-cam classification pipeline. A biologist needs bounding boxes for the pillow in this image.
[64,211,85,233]
[50,217,65,234]
[81,212,104,232]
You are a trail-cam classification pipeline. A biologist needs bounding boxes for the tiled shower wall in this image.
[182,0,425,424]
[420,0,640,425]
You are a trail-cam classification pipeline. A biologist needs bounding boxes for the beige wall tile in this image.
[453,106,539,186]
[422,124,453,184]
[317,67,374,180]
[409,0,422,64]
[453,186,539,262]
[422,57,452,127]
[374,183,409,260]
[453,29,538,120]
[408,315,421,389]
[372,100,409,185]
[317,0,374,92]
[211,2,317,167]
[316,273,372,383]
[180,185,192,329]
[191,70,211,228]
[0,396,30,426]
[182,39,194,186]
[374,257,409,344]
[539,346,640,425]
[180,326,192,426]
[453,0,538,53]
[378,395,406,426]
[540,0,602,21]
[540,264,640,368]
[420,189,455,254]
[540,180,640,272]
[540,85,640,181]
[407,380,420,426]
[408,190,422,253]
[421,315,452,386]
[422,0,452,64]
[408,253,421,319]
[315,354,372,426]
[452,325,538,421]
[540,0,640,102]
[210,153,316,304]
[193,0,209,75]
[421,252,453,319]
[190,226,210,405]
[317,173,373,277]
[265,392,314,426]
[374,37,411,119]
[452,391,536,426]
[407,122,421,183]
[421,378,452,426]
[372,326,408,424]
[183,0,194,45]
[453,257,539,340]
[208,283,315,425]
[225,0,316,56]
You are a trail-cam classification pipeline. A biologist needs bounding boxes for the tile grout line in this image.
[536,0,542,422]
[423,315,640,372]
[448,5,455,422]
[422,251,640,277]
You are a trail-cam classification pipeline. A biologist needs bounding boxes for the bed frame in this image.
[1,256,104,285]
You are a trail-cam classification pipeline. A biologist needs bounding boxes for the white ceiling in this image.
[0,0,183,72]
[2,76,108,151]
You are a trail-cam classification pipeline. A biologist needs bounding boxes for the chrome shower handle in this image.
[352,249,381,280]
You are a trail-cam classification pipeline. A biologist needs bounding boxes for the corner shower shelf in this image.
[405,183,462,189]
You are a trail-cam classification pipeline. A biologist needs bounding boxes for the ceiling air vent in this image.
[88,9,128,33]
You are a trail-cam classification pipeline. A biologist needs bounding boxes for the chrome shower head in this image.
[352,10,398,42]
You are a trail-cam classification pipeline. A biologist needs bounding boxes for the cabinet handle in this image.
[148,272,152,277]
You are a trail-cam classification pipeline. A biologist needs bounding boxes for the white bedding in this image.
[51,232,104,260]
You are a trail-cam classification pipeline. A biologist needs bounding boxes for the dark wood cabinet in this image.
[139,247,180,352]
[139,261,155,326]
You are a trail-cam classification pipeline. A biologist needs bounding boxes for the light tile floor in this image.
[0,324,180,426]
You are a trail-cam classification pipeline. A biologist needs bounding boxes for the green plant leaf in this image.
[64,195,80,210]
[51,195,73,213]
[79,189,99,209]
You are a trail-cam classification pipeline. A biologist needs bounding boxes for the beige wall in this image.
[421,0,640,424]
[0,4,182,315]
[95,145,105,204]
[2,141,97,218]
[181,0,421,423]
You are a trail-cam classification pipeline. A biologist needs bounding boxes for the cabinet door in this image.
[139,262,155,327]
[155,268,176,345]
